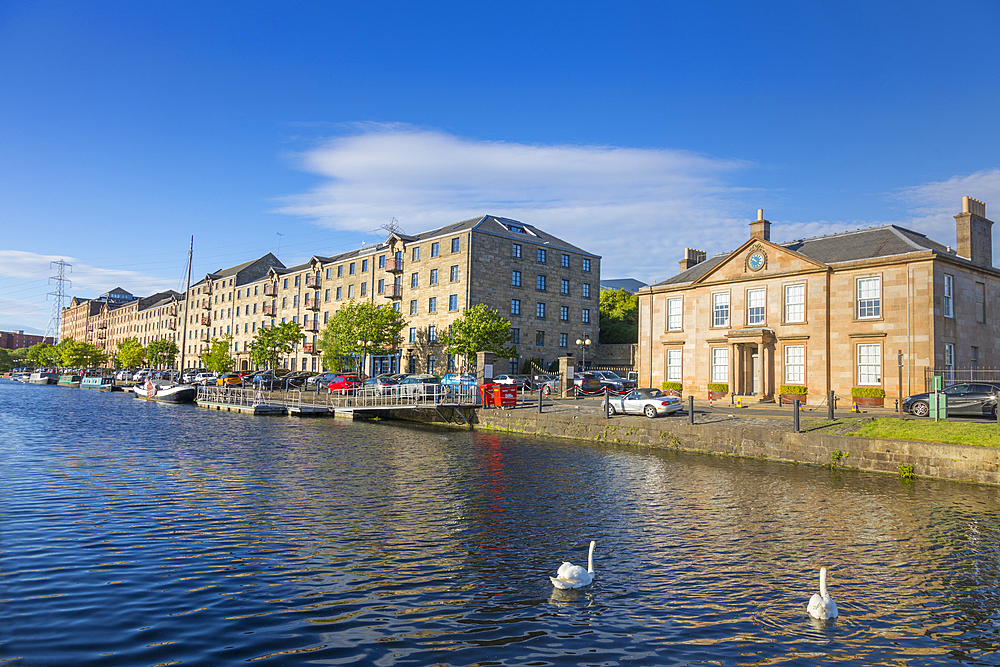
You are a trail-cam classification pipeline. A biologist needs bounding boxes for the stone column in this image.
[476,352,495,386]
[559,355,576,398]
[729,343,737,396]
[758,343,767,400]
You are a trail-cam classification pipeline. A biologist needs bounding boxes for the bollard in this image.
[828,390,835,421]
[688,395,695,424]
[604,387,610,419]
[793,399,800,433]
[538,384,543,413]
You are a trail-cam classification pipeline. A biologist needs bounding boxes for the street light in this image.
[576,338,592,370]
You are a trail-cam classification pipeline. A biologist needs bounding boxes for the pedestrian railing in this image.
[197,382,480,410]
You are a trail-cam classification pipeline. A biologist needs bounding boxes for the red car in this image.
[327,374,363,393]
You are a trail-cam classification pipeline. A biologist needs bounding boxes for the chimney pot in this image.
[749,210,771,241]
[955,196,993,268]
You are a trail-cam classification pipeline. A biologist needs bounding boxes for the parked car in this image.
[283,371,316,387]
[493,374,532,389]
[397,374,443,398]
[531,373,560,395]
[306,372,338,390]
[192,372,217,385]
[361,375,400,395]
[251,371,284,390]
[903,382,1000,418]
[115,369,134,382]
[571,372,603,395]
[442,373,477,392]
[327,374,364,393]
[216,373,243,387]
[589,370,637,394]
[132,368,154,382]
[182,369,207,383]
[602,388,683,418]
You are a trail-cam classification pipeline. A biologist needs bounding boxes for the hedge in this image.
[779,385,807,395]
[851,386,886,398]
[707,382,729,393]
[662,382,683,392]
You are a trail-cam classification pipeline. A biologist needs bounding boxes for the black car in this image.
[903,382,1000,418]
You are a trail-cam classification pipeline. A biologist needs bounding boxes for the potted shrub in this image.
[707,382,728,399]
[779,384,808,405]
[661,381,683,397]
[851,386,885,407]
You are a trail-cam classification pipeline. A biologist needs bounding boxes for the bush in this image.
[522,357,544,374]
[779,385,807,395]
[662,381,683,393]
[707,382,729,393]
[851,386,885,398]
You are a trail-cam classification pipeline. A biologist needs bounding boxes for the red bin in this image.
[493,385,518,409]
[479,384,495,407]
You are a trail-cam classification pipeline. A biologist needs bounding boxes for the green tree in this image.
[319,301,407,374]
[0,348,12,372]
[599,288,639,344]
[438,304,517,367]
[11,347,28,363]
[39,342,64,367]
[117,336,146,368]
[61,340,108,368]
[26,342,49,367]
[201,335,235,373]
[249,321,303,370]
[147,339,179,369]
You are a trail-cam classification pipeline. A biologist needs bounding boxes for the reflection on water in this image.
[2,379,1000,666]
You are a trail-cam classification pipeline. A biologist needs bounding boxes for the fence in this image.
[197,382,481,410]
[923,368,1000,392]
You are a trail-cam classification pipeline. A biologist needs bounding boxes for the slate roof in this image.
[656,225,953,286]
[601,278,648,292]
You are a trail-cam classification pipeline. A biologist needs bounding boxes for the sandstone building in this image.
[636,197,998,403]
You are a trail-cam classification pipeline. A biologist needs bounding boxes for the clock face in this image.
[748,251,766,271]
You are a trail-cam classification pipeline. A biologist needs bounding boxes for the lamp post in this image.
[576,338,592,371]
[356,339,367,378]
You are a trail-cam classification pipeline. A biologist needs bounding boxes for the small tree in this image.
[438,304,517,368]
[39,341,65,367]
[147,339,179,369]
[0,349,12,372]
[599,288,638,344]
[201,335,235,373]
[26,342,49,368]
[249,321,303,370]
[319,301,407,374]
[117,336,145,368]
[62,340,108,368]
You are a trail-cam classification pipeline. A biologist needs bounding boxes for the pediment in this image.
[693,238,827,285]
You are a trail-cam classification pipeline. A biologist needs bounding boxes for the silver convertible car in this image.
[602,388,683,418]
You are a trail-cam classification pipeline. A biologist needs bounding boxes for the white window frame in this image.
[943,274,954,318]
[667,297,682,331]
[711,347,728,383]
[856,343,881,385]
[944,343,955,383]
[747,288,766,326]
[857,277,881,319]
[712,292,730,328]
[666,348,682,382]
[784,345,805,384]
[784,283,805,323]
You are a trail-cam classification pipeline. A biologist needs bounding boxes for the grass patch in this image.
[849,418,1000,447]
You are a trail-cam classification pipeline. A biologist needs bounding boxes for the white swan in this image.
[807,566,838,619]
[550,540,596,589]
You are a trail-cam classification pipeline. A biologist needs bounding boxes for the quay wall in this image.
[473,410,1000,486]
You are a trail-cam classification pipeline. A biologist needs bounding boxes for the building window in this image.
[428,268,437,285]
[283,278,289,289]
[582,283,591,299]
[512,328,519,344]
[711,347,728,383]
[409,327,416,343]
[362,259,368,272]
[784,284,805,323]
[429,325,437,342]
[449,294,458,311]
[412,247,420,261]
[667,298,682,331]
[560,306,569,321]
[411,273,419,288]
[747,288,766,326]
[360,282,367,297]
[976,281,986,323]
[537,248,546,263]
[338,266,343,277]
[536,331,545,346]
[857,277,881,319]
[666,348,682,382]
[943,274,954,318]
[349,262,355,275]
[857,343,881,385]
[944,343,955,382]
[583,258,591,272]
[410,300,418,315]
[378,279,385,294]
[282,297,288,308]
[559,333,568,348]
[512,270,521,287]
[561,279,569,295]
[713,292,730,327]
[324,288,330,302]
[511,299,521,316]
[582,308,590,324]
[335,287,342,300]
[379,255,385,269]
[323,311,329,324]
[450,265,459,282]
[294,276,300,287]
[784,345,805,384]
[536,302,546,318]
[431,242,439,257]
[561,253,570,268]
[429,297,437,313]
[451,238,460,253]
[348,285,355,298]
[972,346,980,371]
[537,275,546,291]
[512,243,522,258]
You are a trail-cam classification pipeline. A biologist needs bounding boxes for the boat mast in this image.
[178,236,193,377]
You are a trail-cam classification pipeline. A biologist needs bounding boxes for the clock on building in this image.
[747,250,766,271]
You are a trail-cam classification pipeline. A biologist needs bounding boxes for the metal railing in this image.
[923,368,1000,391]
[197,382,481,410]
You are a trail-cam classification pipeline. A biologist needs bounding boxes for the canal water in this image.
[2,380,1000,666]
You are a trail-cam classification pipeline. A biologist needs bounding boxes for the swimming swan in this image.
[550,541,596,589]
[807,566,838,619]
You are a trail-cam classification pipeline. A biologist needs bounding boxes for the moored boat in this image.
[132,380,196,404]
[29,371,59,385]
[81,376,118,391]
[57,374,83,387]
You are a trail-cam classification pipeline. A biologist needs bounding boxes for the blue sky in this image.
[2,0,999,335]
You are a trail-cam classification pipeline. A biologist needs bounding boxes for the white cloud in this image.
[0,251,180,295]
[276,124,756,283]
[893,169,1000,251]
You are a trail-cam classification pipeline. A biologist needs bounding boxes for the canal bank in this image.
[471,402,1000,486]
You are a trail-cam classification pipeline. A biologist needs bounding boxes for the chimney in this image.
[955,196,993,269]
[679,247,706,273]
[749,208,771,241]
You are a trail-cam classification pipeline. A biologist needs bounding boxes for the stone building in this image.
[636,197,998,403]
